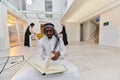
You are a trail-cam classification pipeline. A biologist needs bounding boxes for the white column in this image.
[16,19,21,44]
[0,3,10,50]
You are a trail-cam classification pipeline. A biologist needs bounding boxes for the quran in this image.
[27,54,66,75]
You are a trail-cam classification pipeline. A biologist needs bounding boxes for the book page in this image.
[27,60,46,74]
[44,53,54,71]
[27,53,66,75]
[46,64,66,74]
[27,53,54,74]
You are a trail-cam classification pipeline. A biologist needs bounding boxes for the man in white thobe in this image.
[13,23,79,80]
[37,23,67,60]
[37,23,79,80]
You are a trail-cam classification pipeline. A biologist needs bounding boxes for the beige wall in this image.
[99,5,120,47]
[64,23,80,41]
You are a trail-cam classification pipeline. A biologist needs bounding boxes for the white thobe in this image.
[37,35,67,60]
[11,35,80,80]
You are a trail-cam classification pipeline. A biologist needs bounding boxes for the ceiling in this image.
[1,0,66,20]
[2,0,120,23]
[61,0,120,23]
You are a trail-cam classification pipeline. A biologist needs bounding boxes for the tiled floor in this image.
[1,41,120,80]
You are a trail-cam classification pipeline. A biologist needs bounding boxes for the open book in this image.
[27,54,67,75]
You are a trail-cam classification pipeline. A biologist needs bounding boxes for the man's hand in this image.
[51,51,60,60]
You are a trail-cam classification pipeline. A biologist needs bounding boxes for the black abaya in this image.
[24,26,31,47]
[60,26,68,45]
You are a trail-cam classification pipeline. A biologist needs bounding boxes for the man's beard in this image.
[48,36,52,39]
[47,35,52,39]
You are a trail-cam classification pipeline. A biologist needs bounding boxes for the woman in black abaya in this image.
[59,24,68,46]
[24,23,35,47]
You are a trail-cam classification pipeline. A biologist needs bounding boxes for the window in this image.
[45,0,52,18]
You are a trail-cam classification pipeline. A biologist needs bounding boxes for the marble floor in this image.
[1,41,120,80]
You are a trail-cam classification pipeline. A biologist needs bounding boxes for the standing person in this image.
[59,24,68,46]
[38,23,67,60]
[24,23,35,47]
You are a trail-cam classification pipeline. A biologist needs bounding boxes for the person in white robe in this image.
[37,23,67,60]
[13,23,79,80]
[37,23,79,79]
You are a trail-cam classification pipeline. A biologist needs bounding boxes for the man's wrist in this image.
[58,52,61,56]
